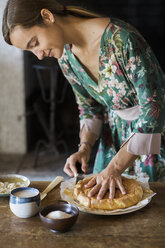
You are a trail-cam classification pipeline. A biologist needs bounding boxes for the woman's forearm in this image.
[108,142,139,173]
[78,125,97,152]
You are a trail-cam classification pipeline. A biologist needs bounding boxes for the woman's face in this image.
[10,22,65,60]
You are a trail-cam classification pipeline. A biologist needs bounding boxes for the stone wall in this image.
[0,0,26,154]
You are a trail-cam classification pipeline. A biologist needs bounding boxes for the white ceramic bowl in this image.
[10,187,40,218]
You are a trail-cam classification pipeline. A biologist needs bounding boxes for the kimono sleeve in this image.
[70,82,104,137]
[58,58,103,137]
[123,32,165,134]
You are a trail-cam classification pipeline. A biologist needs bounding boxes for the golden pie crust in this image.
[74,176,143,210]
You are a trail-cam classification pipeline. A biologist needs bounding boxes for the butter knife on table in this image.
[40,176,64,200]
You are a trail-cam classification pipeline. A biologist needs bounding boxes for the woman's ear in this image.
[40,9,55,24]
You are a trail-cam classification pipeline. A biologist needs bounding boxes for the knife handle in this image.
[40,176,64,200]
[76,162,83,173]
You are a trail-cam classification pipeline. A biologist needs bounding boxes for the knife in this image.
[40,176,64,200]
[75,162,84,184]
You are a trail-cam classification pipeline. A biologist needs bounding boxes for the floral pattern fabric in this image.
[58,18,165,181]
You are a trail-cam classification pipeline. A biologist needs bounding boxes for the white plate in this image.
[72,197,152,215]
[0,174,30,197]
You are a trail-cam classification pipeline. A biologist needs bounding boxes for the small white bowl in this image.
[10,187,40,218]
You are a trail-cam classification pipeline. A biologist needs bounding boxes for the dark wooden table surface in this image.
[0,181,164,248]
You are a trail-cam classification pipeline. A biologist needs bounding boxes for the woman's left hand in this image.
[84,164,126,199]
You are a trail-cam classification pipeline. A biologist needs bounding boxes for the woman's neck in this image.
[56,15,110,51]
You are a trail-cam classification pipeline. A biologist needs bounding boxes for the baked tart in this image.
[74,176,143,210]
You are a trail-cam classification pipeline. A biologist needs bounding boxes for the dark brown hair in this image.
[2,0,102,45]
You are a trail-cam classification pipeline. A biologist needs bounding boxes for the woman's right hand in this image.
[63,144,91,177]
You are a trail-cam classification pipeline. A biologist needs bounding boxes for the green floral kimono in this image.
[58,18,165,181]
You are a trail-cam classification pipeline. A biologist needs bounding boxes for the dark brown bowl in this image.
[39,201,79,232]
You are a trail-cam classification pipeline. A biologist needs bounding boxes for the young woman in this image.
[2,0,165,200]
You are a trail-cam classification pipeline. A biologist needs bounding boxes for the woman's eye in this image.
[30,40,38,48]
[34,40,39,47]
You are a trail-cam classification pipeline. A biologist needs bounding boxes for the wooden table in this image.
[0,181,164,248]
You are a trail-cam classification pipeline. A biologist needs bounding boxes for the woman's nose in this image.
[32,49,44,60]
